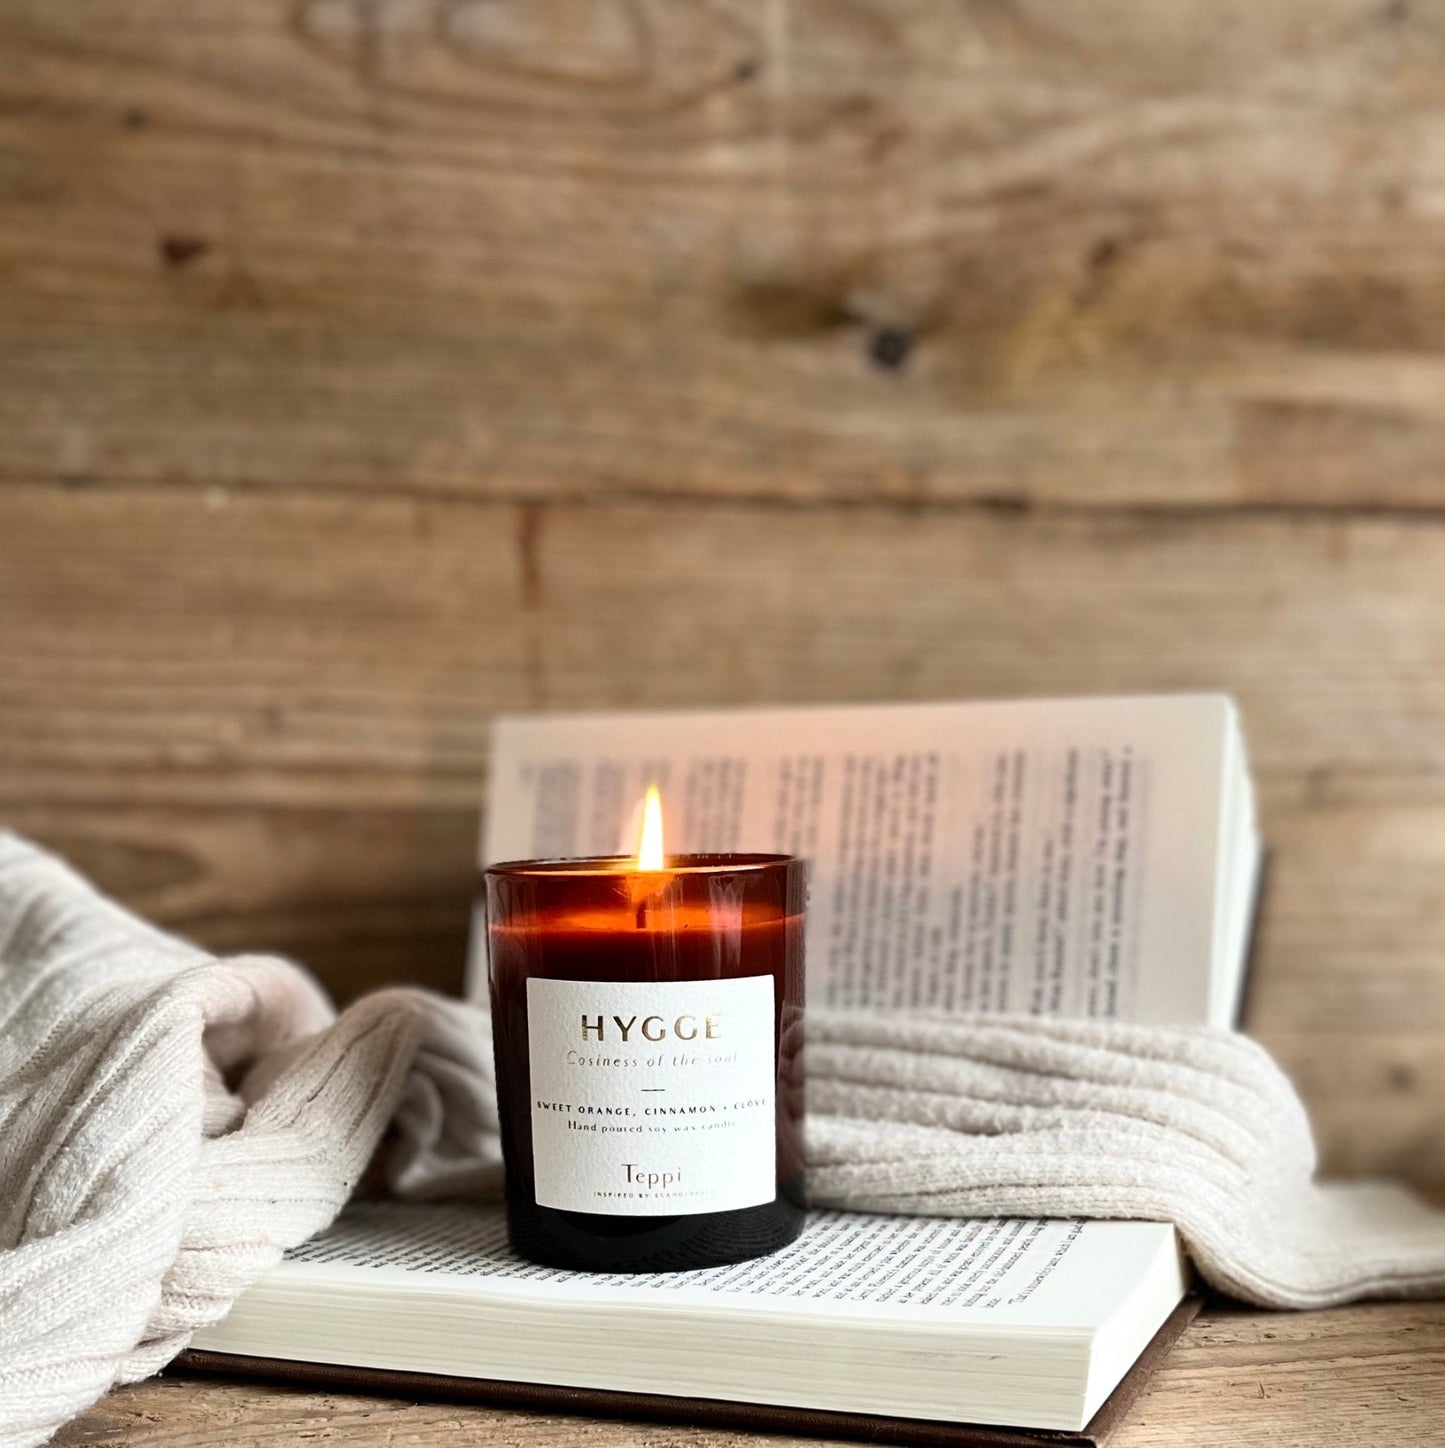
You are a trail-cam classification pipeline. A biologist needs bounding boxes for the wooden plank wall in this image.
[3,1,1444,1183]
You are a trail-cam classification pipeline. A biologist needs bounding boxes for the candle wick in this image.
[635,899,647,930]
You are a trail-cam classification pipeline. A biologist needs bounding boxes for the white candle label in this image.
[526,975,777,1217]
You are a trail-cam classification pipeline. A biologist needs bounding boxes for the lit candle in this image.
[486,787,806,1272]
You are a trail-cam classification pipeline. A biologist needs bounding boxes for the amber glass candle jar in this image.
[486,852,806,1272]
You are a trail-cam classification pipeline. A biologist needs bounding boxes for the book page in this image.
[272,1202,1179,1330]
[478,696,1242,1024]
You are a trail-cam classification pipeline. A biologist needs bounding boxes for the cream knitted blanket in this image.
[4,829,1445,1447]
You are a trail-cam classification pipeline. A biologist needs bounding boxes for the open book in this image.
[476,694,1260,1026]
[190,695,1256,1441]
[188,1203,1193,1441]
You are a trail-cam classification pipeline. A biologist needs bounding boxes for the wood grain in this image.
[2,1,1445,508]
[52,1301,1445,1447]
[7,484,1445,788]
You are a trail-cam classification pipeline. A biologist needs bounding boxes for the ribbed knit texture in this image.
[804,1014,1445,1308]
[3,829,1444,1447]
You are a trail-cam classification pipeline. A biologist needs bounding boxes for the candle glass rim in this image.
[484,852,798,879]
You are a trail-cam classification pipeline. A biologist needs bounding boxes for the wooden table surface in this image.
[54,1301,1445,1446]
[5,1,1445,1443]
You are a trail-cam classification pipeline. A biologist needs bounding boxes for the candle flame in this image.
[636,784,665,871]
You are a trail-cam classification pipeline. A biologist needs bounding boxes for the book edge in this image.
[171,1297,1200,1448]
